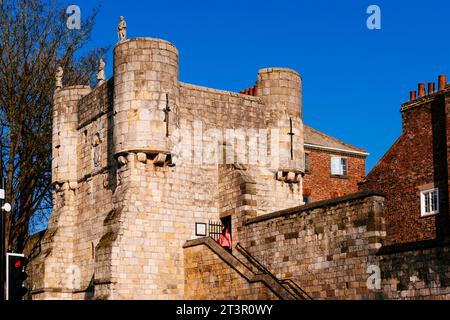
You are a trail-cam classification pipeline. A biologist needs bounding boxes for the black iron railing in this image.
[235,243,312,300]
[208,220,223,242]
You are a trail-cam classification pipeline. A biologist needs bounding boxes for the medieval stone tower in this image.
[30,35,305,299]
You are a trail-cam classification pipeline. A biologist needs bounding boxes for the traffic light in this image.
[7,254,28,300]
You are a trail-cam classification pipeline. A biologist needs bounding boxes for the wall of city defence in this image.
[29,37,306,299]
[184,191,450,300]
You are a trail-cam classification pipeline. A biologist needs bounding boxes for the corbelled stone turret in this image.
[113,38,179,161]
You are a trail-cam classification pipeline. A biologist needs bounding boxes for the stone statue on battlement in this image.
[117,16,127,42]
[97,58,106,86]
[55,66,63,90]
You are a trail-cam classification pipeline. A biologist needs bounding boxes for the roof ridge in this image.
[304,124,366,153]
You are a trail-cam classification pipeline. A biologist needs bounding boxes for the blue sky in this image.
[66,0,450,172]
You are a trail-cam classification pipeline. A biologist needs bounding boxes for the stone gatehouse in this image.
[30,35,308,299]
[28,32,450,300]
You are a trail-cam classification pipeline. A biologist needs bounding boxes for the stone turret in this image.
[35,85,91,299]
[256,68,305,181]
[113,37,179,163]
[32,31,310,300]
[52,85,91,186]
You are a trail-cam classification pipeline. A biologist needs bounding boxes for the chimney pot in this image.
[438,75,447,91]
[428,82,435,95]
[418,83,426,98]
[410,90,417,101]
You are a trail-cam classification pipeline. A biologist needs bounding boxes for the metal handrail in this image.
[235,243,298,299]
[235,242,312,300]
[235,243,277,278]
[206,237,291,300]
[280,278,313,300]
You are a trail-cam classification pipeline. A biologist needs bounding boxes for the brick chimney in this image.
[438,75,447,91]
[428,82,435,95]
[418,83,426,98]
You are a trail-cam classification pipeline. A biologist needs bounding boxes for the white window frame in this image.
[331,156,347,176]
[420,188,439,217]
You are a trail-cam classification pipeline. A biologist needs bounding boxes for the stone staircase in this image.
[233,242,312,300]
[184,237,311,300]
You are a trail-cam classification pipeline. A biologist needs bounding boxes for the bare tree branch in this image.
[0,0,108,253]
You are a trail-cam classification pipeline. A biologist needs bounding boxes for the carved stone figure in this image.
[93,132,102,167]
[97,58,106,86]
[55,66,63,90]
[117,16,127,42]
[102,172,109,188]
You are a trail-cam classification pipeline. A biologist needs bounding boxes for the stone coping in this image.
[258,67,301,78]
[53,85,91,98]
[377,238,450,256]
[180,82,262,101]
[246,190,386,225]
[114,37,179,54]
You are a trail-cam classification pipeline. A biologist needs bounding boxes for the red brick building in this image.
[360,76,450,245]
[302,125,368,203]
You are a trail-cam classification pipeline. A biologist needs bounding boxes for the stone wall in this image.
[237,191,385,299]
[78,79,113,128]
[32,36,306,300]
[232,191,450,299]
[183,238,280,300]
[377,243,450,299]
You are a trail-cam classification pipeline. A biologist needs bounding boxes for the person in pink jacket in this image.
[219,224,232,253]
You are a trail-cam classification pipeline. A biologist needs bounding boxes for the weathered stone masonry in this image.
[29,33,449,300]
[30,37,306,299]
[185,191,450,300]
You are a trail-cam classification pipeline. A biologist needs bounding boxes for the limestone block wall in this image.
[62,80,115,299]
[74,116,114,298]
[184,239,279,300]
[256,68,304,173]
[78,79,113,127]
[30,184,79,300]
[377,245,450,299]
[238,192,386,299]
[93,154,219,299]
[218,164,303,245]
[33,35,308,300]
[52,86,91,184]
[178,83,268,167]
[235,191,450,299]
[31,85,92,299]
[250,166,302,215]
[113,38,179,156]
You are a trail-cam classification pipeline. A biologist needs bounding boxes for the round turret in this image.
[256,68,304,173]
[113,37,180,157]
[52,85,91,184]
